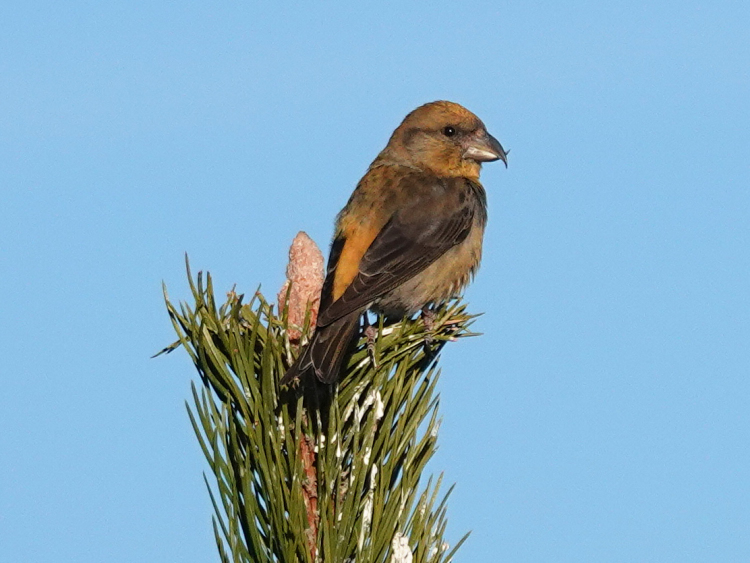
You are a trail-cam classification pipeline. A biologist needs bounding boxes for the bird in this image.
[281,100,507,385]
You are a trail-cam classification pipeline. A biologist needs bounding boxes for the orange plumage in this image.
[282,101,507,385]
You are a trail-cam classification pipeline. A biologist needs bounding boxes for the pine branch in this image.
[162,260,477,562]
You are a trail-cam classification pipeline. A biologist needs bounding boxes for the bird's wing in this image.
[318,235,345,314]
[317,185,474,326]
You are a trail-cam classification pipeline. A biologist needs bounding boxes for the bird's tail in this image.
[280,312,361,385]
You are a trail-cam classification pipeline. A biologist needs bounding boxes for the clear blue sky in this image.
[2,2,748,561]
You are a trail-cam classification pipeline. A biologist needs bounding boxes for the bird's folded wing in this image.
[317,198,474,326]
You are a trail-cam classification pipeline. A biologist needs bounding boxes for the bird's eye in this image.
[443,126,456,137]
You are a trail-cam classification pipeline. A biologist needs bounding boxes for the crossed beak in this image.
[463,130,508,167]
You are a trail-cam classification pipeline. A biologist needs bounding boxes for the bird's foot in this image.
[421,306,436,346]
[363,315,378,368]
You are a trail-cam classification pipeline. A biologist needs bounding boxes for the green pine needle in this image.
[162,263,478,562]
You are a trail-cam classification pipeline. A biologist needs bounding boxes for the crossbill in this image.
[281,100,507,385]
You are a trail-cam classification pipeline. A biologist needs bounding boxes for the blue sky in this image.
[2,2,748,561]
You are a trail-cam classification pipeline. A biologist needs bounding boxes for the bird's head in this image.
[381,100,507,180]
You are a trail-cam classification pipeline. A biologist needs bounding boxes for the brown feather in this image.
[282,101,504,384]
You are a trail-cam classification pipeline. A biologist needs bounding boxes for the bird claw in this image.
[363,316,379,368]
[421,306,436,346]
